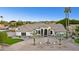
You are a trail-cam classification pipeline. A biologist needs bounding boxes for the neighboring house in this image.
[0,24,8,31]
[8,27,16,32]
[15,23,66,37]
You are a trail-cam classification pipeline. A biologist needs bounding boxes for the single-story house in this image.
[0,24,8,31]
[15,23,66,37]
[8,27,16,32]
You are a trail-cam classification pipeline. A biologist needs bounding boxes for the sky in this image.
[0,7,79,21]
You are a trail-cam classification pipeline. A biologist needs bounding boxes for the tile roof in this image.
[16,23,66,32]
[0,24,5,29]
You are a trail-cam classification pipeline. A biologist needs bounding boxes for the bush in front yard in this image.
[0,31,8,45]
[74,38,79,44]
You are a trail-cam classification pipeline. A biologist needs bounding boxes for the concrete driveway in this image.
[3,36,79,51]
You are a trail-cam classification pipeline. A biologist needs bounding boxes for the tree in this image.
[56,18,69,28]
[0,20,8,26]
[0,31,8,45]
[56,19,79,27]
[9,21,30,27]
[9,21,17,27]
[32,29,37,45]
[0,16,8,26]
[70,19,79,24]
[56,33,62,45]
[16,21,25,27]
[75,26,79,36]
[0,16,3,20]
[64,7,71,38]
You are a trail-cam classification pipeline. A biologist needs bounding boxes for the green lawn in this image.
[3,37,23,45]
[74,38,79,44]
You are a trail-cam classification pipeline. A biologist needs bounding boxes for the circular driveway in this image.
[3,36,79,51]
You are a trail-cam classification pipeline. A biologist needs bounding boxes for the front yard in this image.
[0,31,23,45]
[3,37,23,45]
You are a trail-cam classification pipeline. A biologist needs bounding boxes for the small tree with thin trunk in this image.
[56,33,63,45]
[32,29,37,45]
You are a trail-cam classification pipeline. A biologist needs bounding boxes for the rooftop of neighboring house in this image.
[0,24,9,30]
[16,23,66,32]
[9,20,16,23]
[0,24,5,29]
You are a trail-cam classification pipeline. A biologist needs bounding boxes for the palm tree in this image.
[0,16,3,23]
[64,7,71,38]
[0,16,3,20]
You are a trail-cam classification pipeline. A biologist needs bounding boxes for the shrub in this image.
[0,31,8,44]
[0,31,23,45]
[74,38,79,44]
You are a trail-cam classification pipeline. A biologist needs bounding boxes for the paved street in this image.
[3,36,79,51]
